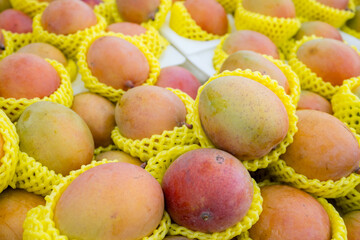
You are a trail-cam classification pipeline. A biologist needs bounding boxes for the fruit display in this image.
[1,0,360,239]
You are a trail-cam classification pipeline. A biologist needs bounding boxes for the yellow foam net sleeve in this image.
[0,59,73,122]
[0,109,19,194]
[10,151,62,197]
[169,1,231,41]
[292,0,355,28]
[9,0,48,18]
[336,187,360,213]
[331,78,360,135]
[23,159,172,240]
[111,88,199,162]
[237,181,347,240]
[93,144,119,157]
[190,69,298,172]
[287,35,360,100]
[234,0,301,46]
[216,0,237,13]
[109,0,171,30]
[94,0,115,25]
[268,126,360,199]
[145,145,263,240]
[355,0,360,5]
[212,40,300,105]
[32,13,108,60]
[342,25,360,39]
[77,31,160,103]
[1,31,78,82]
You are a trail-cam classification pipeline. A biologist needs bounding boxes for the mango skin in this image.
[315,0,348,9]
[249,185,331,240]
[294,21,343,41]
[220,50,289,94]
[282,110,360,181]
[54,162,164,240]
[184,0,228,35]
[297,90,333,114]
[95,150,142,166]
[198,76,289,160]
[162,148,253,233]
[16,101,94,176]
[18,43,67,66]
[343,211,360,240]
[0,9,32,33]
[297,39,360,86]
[222,30,280,59]
[0,189,45,240]
[242,0,296,18]
[116,0,160,24]
[106,22,147,36]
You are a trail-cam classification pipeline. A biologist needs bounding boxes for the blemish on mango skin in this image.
[205,87,228,117]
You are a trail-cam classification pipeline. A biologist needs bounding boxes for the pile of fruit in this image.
[1,0,360,239]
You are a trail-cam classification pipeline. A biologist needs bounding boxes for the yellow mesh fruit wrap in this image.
[216,0,237,13]
[0,109,19,194]
[331,78,360,135]
[10,151,62,197]
[77,31,160,103]
[190,69,298,171]
[279,38,296,60]
[336,188,360,213]
[32,13,107,60]
[237,182,348,240]
[0,30,15,61]
[169,1,231,41]
[2,31,78,82]
[355,0,360,5]
[111,88,198,162]
[0,59,73,122]
[212,38,300,105]
[94,0,114,25]
[9,0,48,18]
[288,35,360,100]
[109,0,171,30]
[234,0,301,46]
[268,126,360,198]
[23,159,172,240]
[93,144,119,157]
[145,145,263,240]
[292,0,355,28]
[342,25,360,39]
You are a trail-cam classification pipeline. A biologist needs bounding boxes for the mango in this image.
[115,85,187,140]
[198,76,289,160]
[16,101,94,176]
[242,0,296,18]
[162,148,253,233]
[297,38,360,86]
[0,9,32,33]
[54,162,164,240]
[282,110,360,181]
[0,53,61,99]
[249,185,331,240]
[184,0,228,35]
[220,50,289,94]
[315,0,348,9]
[17,43,67,66]
[294,21,343,40]
[106,22,147,36]
[343,211,360,240]
[95,150,142,166]
[297,90,333,114]
[87,36,150,90]
[116,0,160,24]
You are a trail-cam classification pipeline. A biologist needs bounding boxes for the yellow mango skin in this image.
[116,0,160,24]
[294,21,343,41]
[343,211,360,240]
[242,0,296,18]
[18,43,67,66]
[54,162,164,240]
[16,101,94,176]
[95,151,142,166]
[199,76,289,161]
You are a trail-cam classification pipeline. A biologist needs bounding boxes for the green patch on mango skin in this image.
[204,87,228,117]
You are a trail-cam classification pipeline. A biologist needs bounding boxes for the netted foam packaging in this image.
[216,0,237,13]
[111,88,198,162]
[10,151,62,197]
[336,187,360,213]
[77,31,160,103]
[32,13,107,60]
[190,69,298,171]
[234,0,301,46]
[236,181,348,240]
[342,24,360,39]
[9,0,48,18]
[0,59,73,122]
[94,0,115,25]
[287,35,360,100]
[331,78,360,135]
[268,126,360,198]
[0,30,15,61]
[169,1,231,41]
[292,0,355,28]
[145,145,263,240]
[2,31,78,82]
[0,109,19,194]
[212,39,300,105]
[109,0,171,30]
[23,159,172,240]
